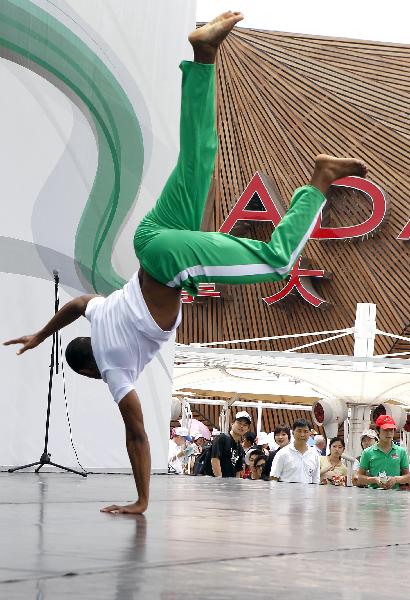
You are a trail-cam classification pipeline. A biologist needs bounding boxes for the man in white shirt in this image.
[270,419,320,484]
[4,13,366,513]
[3,13,245,516]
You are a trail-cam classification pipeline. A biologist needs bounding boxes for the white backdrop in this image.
[0,0,196,471]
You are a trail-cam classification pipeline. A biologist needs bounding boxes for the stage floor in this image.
[1,472,410,599]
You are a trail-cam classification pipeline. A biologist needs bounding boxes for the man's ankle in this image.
[193,46,217,64]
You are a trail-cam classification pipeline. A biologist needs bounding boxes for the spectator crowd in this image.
[168,411,410,490]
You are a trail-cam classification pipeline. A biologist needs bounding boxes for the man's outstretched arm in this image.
[101,390,150,514]
[3,294,99,354]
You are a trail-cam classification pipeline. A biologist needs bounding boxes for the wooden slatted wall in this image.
[177,28,410,357]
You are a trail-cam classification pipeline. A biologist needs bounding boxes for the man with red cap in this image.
[357,415,409,489]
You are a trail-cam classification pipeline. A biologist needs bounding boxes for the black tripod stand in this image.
[9,270,87,477]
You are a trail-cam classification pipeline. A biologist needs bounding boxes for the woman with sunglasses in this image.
[247,453,269,481]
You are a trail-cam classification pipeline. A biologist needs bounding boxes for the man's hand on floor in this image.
[100,501,148,515]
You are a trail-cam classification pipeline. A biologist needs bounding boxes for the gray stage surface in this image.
[1,472,410,599]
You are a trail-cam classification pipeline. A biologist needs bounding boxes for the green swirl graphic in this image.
[0,0,144,294]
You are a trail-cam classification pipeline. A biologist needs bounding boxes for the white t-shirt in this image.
[270,443,320,484]
[85,271,182,404]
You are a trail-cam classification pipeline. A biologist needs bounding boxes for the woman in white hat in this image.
[352,429,379,486]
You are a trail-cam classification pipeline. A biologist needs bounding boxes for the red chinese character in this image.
[263,258,326,307]
[181,284,221,304]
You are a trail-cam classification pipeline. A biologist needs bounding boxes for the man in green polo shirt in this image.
[358,415,409,490]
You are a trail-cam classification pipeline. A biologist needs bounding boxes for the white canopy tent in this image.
[174,357,410,407]
[173,305,410,471]
[173,365,322,405]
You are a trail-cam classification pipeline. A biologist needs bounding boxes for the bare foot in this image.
[189,11,244,63]
[311,154,368,194]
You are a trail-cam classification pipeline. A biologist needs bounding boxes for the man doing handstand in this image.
[4,12,368,514]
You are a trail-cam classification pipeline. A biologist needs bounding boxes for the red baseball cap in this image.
[375,415,397,429]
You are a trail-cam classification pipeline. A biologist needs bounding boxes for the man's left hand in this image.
[101,501,148,514]
[3,333,43,355]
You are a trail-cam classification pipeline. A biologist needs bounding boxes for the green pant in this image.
[134,61,325,296]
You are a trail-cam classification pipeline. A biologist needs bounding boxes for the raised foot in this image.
[314,154,368,182]
[189,11,244,63]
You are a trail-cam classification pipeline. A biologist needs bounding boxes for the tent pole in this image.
[345,304,377,484]
[257,401,263,434]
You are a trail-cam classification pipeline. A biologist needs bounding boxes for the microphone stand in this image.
[8,271,87,477]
